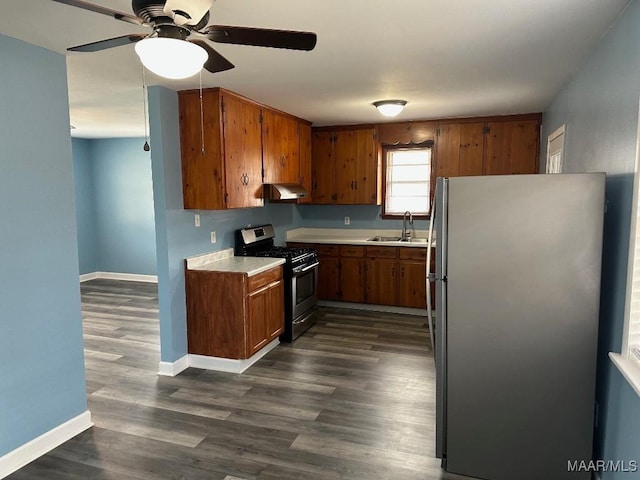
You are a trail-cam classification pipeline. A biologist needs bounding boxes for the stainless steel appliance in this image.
[427,174,605,480]
[235,225,319,341]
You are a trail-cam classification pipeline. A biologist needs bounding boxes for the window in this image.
[546,125,565,173]
[610,103,640,397]
[383,146,432,217]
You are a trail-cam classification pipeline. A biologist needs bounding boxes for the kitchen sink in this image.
[367,236,402,242]
[400,237,428,244]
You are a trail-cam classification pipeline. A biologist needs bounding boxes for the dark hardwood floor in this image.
[9,279,471,480]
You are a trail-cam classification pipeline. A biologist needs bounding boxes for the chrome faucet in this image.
[402,211,414,239]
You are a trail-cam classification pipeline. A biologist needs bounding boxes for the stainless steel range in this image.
[235,225,319,341]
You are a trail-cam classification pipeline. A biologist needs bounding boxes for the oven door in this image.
[291,262,318,319]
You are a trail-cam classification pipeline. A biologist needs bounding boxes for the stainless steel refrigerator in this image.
[426,174,605,480]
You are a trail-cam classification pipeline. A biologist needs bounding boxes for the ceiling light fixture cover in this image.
[373,99,407,117]
[135,37,208,80]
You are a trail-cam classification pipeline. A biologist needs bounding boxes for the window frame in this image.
[381,142,435,220]
[610,100,640,398]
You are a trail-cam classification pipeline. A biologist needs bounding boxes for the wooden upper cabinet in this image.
[222,93,264,208]
[485,119,540,175]
[435,123,484,178]
[378,121,436,145]
[298,122,313,204]
[262,109,300,184]
[311,131,335,204]
[179,88,263,210]
[311,127,380,205]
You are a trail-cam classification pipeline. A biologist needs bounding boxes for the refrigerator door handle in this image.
[426,199,437,354]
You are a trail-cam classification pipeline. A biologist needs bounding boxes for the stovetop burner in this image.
[235,224,318,271]
[253,246,316,261]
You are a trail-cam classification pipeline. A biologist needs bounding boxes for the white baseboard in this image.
[158,355,189,377]
[319,300,428,317]
[189,338,280,374]
[80,272,158,283]
[0,410,92,479]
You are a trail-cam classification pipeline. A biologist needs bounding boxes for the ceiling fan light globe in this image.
[135,37,207,80]
[373,100,407,117]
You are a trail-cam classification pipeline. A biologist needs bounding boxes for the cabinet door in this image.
[317,255,340,300]
[436,123,484,178]
[179,89,226,210]
[354,128,380,204]
[311,131,335,204]
[266,280,285,341]
[365,259,397,306]
[485,120,539,175]
[397,261,427,308]
[262,109,300,184]
[334,130,359,204]
[247,286,269,357]
[339,258,365,303]
[298,122,313,204]
[222,94,264,208]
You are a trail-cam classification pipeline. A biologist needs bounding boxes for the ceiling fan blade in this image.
[50,0,148,27]
[204,25,317,51]
[68,34,147,52]
[190,40,235,73]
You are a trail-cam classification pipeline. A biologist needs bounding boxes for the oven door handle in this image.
[297,261,320,273]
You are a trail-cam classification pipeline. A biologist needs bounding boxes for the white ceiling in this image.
[0,0,631,138]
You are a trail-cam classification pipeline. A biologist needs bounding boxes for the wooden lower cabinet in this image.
[365,258,398,305]
[289,242,430,309]
[185,265,284,359]
[247,277,284,356]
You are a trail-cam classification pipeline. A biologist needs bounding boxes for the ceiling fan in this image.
[52,0,318,79]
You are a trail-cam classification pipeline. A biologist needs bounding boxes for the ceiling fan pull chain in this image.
[141,65,150,152]
[199,70,205,156]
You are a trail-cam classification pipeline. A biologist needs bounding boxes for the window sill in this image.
[609,352,640,398]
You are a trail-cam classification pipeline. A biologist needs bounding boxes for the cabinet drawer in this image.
[248,266,282,292]
[366,246,398,259]
[340,245,364,257]
[399,247,427,261]
[314,244,340,257]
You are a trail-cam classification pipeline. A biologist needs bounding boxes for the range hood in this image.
[264,183,309,201]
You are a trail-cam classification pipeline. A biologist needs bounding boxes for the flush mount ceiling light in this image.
[135,36,208,80]
[373,99,407,118]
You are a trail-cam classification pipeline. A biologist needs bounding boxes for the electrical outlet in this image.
[344,216,351,225]
[194,213,200,227]
[210,231,216,244]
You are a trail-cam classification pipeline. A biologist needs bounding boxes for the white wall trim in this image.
[158,355,189,377]
[189,338,280,374]
[319,300,428,317]
[0,410,92,479]
[79,272,158,283]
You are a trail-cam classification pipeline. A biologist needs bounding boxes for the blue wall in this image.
[147,86,302,363]
[71,137,157,276]
[72,138,97,275]
[541,1,640,476]
[0,34,87,456]
[91,138,156,275]
[298,204,429,231]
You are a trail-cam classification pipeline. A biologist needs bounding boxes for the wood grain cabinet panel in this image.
[298,122,313,204]
[262,109,300,185]
[179,88,263,210]
[365,258,398,306]
[485,119,540,175]
[247,278,284,357]
[435,122,484,178]
[339,257,366,303]
[311,131,335,204]
[397,261,427,308]
[311,127,380,205]
[185,265,284,360]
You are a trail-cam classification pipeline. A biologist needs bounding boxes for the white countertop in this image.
[286,228,434,248]
[185,248,285,276]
